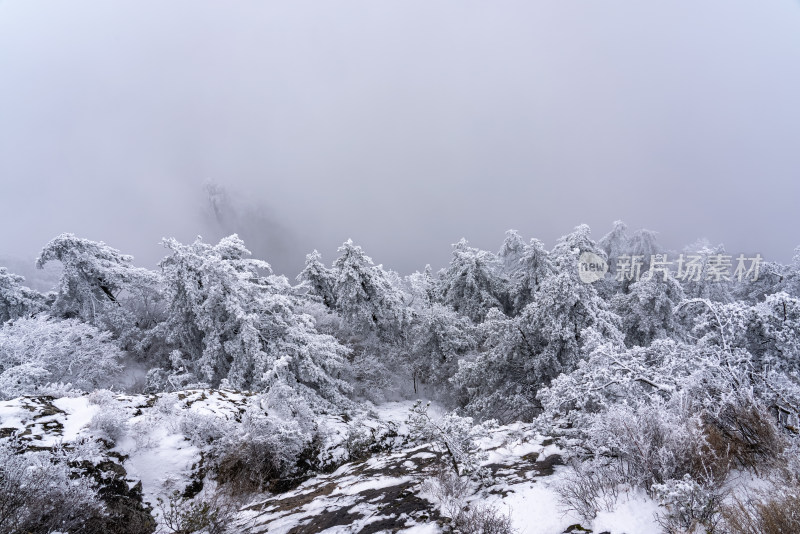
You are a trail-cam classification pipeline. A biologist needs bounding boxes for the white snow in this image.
[499,479,582,534]
[0,391,721,534]
[0,399,26,432]
[337,476,413,496]
[399,524,441,534]
[592,491,661,533]
[53,396,98,440]
[121,429,200,505]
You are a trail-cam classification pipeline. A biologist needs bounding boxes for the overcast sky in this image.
[1,1,799,279]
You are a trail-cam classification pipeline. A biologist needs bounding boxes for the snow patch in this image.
[592,492,661,534]
[53,396,98,441]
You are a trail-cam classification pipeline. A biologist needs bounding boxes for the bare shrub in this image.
[421,464,471,510]
[157,490,233,534]
[701,399,785,474]
[408,401,490,478]
[213,442,288,495]
[341,420,397,464]
[204,408,316,495]
[453,502,515,534]
[421,466,515,534]
[557,400,739,521]
[555,458,624,520]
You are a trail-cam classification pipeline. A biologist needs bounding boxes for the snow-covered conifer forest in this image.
[2,223,800,533]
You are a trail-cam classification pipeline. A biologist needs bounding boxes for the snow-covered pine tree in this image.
[612,266,685,347]
[597,221,662,294]
[406,265,436,310]
[676,239,733,303]
[36,233,158,324]
[437,238,509,322]
[406,303,477,395]
[510,238,553,314]
[688,292,800,378]
[628,228,661,272]
[330,239,407,342]
[451,308,539,422]
[732,259,786,304]
[296,249,337,309]
[156,235,352,409]
[452,226,622,422]
[598,220,629,277]
[497,229,527,277]
[785,246,800,298]
[0,267,48,324]
[35,233,168,369]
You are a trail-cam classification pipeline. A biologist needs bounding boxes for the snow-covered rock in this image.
[0,391,665,534]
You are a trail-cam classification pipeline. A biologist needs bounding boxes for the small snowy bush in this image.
[88,391,130,445]
[586,402,710,492]
[556,458,625,520]
[180,411,228,448]
[453,503,516,534]
[191,391,321,495]
[0,439,104,534]
[88,388,117,406]
[654,474,723,534]
[340,419,397,462]
[0,315,122,400]
[157,489,233,534]
[422,466,515,534]
[408,401,491,478]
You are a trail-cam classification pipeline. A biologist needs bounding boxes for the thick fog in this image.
[1,1,799,280]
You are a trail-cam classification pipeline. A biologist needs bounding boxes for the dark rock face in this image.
[75,458,157,534]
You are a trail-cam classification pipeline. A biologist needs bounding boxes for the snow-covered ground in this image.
[0,391,665,533]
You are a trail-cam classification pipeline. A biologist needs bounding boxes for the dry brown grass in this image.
[721,490,800,534]
[700,401,785,479]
